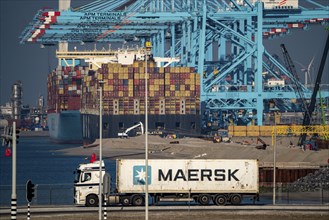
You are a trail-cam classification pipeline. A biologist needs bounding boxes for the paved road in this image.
[1,205,328,220]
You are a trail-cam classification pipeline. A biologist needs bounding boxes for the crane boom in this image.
[118,122,144,138]
[299,33,329,145]
[280,44,311,122]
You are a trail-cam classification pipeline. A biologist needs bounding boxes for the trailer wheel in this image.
[86,194,99,207]
[230,194,242,205]
[120,196,131,206]
[198,194,210,205]
[214,195,227,206]
[132,195,144,206]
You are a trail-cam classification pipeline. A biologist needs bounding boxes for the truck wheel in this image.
[230,194,242,205]
[198,194,210,205]
[86,194,99,207]
[214,195,227,206]
[132,195,144,206]
[120,196,131,206]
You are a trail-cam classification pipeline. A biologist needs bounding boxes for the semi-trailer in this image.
[74,159,259,206]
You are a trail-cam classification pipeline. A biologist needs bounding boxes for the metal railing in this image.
[1,182,328,207]
[260,182,329,205]
[0,184,73,207]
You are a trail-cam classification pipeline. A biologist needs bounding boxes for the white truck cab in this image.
[74,161,105,206]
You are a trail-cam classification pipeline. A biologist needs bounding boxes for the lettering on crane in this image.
[80,12,127,21]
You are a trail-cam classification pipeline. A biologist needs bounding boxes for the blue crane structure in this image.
[20,0,329,133]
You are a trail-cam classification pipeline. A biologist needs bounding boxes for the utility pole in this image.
[98,81,104,220]
[11,121,17,220]
[145,42,151,220]
[273,122,276,205]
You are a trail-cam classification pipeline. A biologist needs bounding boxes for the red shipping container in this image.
[67,96,81,110]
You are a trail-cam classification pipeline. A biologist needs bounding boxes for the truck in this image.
[74,159,259,207]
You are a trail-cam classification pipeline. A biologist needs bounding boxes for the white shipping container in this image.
[117,159,259,194]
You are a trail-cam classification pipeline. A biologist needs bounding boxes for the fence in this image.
[1,182,328,207]
[260,182,329,205]
[0,184,73,207]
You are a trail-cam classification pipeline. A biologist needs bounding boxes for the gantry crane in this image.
[19,0,329,132]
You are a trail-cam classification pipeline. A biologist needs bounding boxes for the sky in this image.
[0,0,328,106]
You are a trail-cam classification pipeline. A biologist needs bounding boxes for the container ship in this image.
[47,49,201,143]
[47,66,88,143]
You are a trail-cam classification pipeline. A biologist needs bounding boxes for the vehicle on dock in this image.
[74,159,259,206]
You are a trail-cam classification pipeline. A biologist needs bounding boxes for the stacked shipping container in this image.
[47,66,89,113]
[81,61,201,116]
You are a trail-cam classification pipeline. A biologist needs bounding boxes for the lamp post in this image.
[98,81,104,220]
[11,121,17,220]
[273,120,277,205]
[144,44,150,220]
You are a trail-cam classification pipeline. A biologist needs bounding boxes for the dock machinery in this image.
[19,0,329,133]
[298,34,329,145]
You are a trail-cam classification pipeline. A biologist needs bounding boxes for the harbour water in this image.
[0,136,115,206]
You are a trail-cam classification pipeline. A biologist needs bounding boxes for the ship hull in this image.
[47,110,83,144]
[82,113,201,143]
